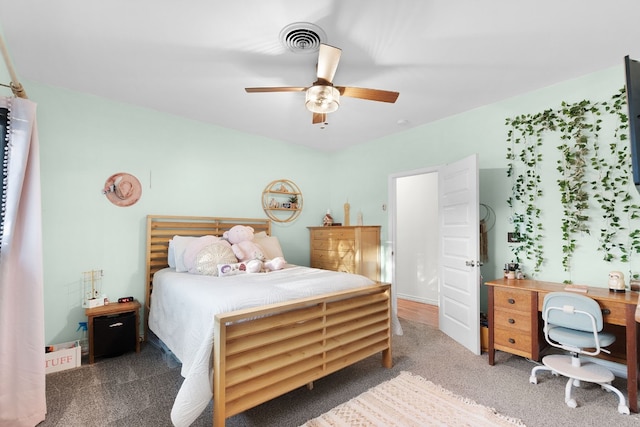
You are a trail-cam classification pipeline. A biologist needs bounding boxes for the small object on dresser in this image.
[118,296,134,303]
[564,284,588,294]
[344,202,350,226]
[323,209,333,226]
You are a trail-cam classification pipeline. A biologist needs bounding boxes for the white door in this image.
[438,154,480,355]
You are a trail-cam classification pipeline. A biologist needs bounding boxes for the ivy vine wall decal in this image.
[506,88,640,283]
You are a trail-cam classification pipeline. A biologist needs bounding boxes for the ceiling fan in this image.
[245,44,399,125]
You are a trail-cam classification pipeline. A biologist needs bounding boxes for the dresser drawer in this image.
[311,239,355,252]
[494,310,531,333]
[311,228,355,240]
[311,250,355,267]
[311,257,355,274]
[494,287,533,312]
[494,327,532,355]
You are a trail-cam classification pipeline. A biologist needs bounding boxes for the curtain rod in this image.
[0,32,27,99]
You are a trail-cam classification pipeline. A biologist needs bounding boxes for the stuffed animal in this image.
[264,256,286,271]
[223,225,265,262]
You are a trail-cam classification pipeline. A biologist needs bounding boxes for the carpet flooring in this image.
[40,319,640,426]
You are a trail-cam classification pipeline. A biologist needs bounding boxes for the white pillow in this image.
[194,243,238,276]
[254,235,284,260]
[167,239,176,268]
[172,235,197,272]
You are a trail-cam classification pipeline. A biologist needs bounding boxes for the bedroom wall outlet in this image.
[507,232,521,243]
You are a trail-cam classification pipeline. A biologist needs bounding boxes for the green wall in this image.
[329,65,638,302]
[3,53,635,344]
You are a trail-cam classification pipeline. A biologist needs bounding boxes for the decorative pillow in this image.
[184,235,225,273]
[217,261,250,277]
[254,235,285,260]
[172,235,198,272]
[194,243,238,276]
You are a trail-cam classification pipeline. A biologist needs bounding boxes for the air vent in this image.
[279,22,327,54]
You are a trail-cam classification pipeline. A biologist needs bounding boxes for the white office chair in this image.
[529,291,629,414]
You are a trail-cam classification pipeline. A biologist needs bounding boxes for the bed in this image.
[144,215,394,427]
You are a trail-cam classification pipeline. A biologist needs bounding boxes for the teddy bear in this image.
[264,256,286,271]
[223,225,265,262]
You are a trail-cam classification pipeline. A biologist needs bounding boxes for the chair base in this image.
[530,355,629,415]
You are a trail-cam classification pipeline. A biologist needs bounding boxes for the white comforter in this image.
[148,265,386,426]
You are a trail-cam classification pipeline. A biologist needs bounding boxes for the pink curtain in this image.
[0,97,45,426]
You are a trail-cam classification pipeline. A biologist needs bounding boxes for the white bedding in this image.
[148,265,392,426]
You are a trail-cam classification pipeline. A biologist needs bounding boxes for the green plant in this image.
[505,89,640,281]
[555,100,598,273]
[288,195,298,204]
[505,110,552,275]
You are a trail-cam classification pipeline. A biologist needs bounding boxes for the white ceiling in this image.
[1,0,640,152]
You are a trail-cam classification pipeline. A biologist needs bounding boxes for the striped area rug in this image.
[301,371,527,427]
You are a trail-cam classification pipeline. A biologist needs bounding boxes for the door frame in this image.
[388,166,440,315]
[388,157,480,355]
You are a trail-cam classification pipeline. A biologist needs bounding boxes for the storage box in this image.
[45,340,81,374]
[481,325,489,352]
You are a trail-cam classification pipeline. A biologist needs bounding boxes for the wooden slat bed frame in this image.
[145,215,392,427]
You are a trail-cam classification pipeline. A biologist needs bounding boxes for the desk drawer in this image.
[494,327,532,355]
[597,300,626,326]
[537,292,627,326]
[494,288,533,311]
[494,310,531,333]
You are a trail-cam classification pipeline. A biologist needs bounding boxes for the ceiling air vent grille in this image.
[279,22,326,54]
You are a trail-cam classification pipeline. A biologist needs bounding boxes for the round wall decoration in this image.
[262,179,303,223]
[102,172,142,207]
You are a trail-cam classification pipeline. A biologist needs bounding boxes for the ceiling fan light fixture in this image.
[305,85,340,114]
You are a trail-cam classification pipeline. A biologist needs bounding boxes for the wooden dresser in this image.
[308,226,381,281]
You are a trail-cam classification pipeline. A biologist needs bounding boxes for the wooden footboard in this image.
[144,215,393,426]
[213,283,392,427]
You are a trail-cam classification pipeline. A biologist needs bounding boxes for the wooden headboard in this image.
[144,215,271,338]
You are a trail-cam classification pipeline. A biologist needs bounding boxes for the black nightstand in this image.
[85,300,140,364]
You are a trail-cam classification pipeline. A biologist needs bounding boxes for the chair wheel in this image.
[618,405,630,415]
[551,371,559,377]
[566,398,577,408]
[529,375,538,384]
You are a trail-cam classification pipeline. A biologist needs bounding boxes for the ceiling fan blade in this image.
[337,86,399,103]
[316,44,342,84]
[245,87,307,93]
[312,112,327,125]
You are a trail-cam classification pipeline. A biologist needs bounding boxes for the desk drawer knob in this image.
[508,338,516,344]
[602,308,611,315]
[508,318,515,324]
[508,298,515,304]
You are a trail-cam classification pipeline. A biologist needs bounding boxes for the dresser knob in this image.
[508,298,515,304]
[602,308,611,315]
[508,318,515,324]
[509,338,515,344]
